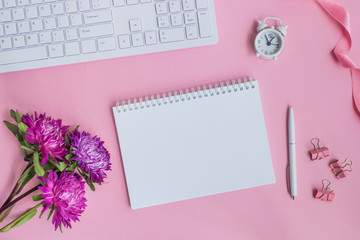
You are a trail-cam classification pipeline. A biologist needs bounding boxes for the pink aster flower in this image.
[38,170,87,230]
[69,130,111,184]
[22,112,69,165]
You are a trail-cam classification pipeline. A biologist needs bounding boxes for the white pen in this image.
[288,105,297,200]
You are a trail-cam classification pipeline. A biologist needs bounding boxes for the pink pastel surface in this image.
[1,0,360,239]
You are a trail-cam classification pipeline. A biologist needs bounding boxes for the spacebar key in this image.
[0,47,48,65]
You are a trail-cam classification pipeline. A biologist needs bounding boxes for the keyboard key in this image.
[184,11,196,24]
[30,0,42,4]
[131,32,143,47]
[0,10,12,22]
[169,0,181,12]
[140,0,151,3]
[70,14,83,26]
[92,0,110,9]
[4,0,16,8]
[97,36,115,51]
[118,34,130,48]
[51,2,64,15]
[185,25,198,39]
[79,23,114,38]
[157,15,169,28]
[65,1,77,13]
[113,0,125,7]
[30,19,43,32]
[129,19,141,32]
[0,37,12,49]
[48,43,63,58]
[18,21,30,33]
[65,41,80,55]
[44,17,56,29]
[81,39,96,53]
[0,26,3,36]
[39,31,51,43]
[144,31,156,45]
[170,14,182,26]
[195,0,207,9]
[17,0,30,6]
[126,0,138,5]
[39,5,51,17]
[12,9,25,20]
[197,11,211,37]
[13,35,26,47]
[182,0,194,11]
[52,30,64,42]
[26,33,39,45]
[0,0,3,8]
[4,22,17,35]
[78,0,90,11]
[0,46,48,65]
[155,2,167,15]
[25,6,38,18]
[159,28,184,43]
[57,15,69,28]
[65,28,78,40]
[84,10,112,24]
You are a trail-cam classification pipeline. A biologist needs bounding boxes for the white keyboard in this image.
[0,0,218,73]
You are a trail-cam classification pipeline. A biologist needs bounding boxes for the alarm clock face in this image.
[255,29,284,58]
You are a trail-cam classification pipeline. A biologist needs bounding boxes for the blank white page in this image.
[113,80,275,209]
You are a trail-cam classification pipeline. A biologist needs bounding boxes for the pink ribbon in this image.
[317,0,360,114]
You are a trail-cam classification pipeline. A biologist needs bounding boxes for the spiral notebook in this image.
[113,77,275,209]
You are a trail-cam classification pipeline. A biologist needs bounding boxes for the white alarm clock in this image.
[254,17,288,60]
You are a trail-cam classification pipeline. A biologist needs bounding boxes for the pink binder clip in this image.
[309,138,330,161]
[329,158,353,179]
[314,179,335,202]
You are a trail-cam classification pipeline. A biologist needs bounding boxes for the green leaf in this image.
[86,178,96,191]
[59,222,63,233]
[17,163,34,184]
[47,205,55,221]
[0,204,40,233]
[65,154,72,161]
[10,110,17,121]
[32,194,42,201]
[47,156,62,171]
[15,110,22,123]
[0,206,14,223]
[4,121,20,137]
[20,145,33,151]
[18,122,28,134]
[75,125,80,131]
[66,163,77,172]
[16,166,35,194]
[33,152,44,177]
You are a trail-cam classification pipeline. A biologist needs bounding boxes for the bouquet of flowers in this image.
[0,110,111,232]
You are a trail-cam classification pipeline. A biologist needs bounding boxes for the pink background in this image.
[1,0,360,239]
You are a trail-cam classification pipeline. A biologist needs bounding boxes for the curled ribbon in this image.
[317,0,360,114]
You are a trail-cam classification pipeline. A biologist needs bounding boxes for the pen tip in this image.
[292,196,296,200]
[290,105,292,109]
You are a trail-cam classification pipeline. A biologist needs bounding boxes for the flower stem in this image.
[0,184,41,217]
[1,161,33,208]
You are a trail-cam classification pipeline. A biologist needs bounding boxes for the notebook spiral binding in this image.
[116,77,256,113]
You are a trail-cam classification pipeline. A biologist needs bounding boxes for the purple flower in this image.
[38,170,87,230]
[69,130,111,184]
[22,112,69,165]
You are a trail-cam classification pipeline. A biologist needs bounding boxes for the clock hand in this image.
[269,37,275,43]
[264,35,270,43]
